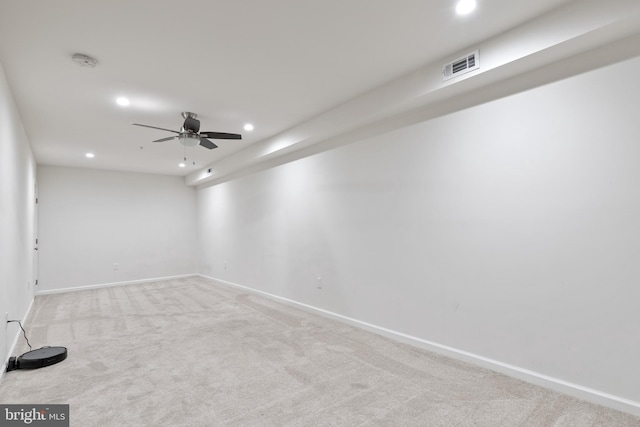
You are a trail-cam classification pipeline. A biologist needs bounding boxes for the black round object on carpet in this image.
[7,347,67,371]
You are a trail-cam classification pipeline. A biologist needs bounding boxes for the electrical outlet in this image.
[316,277,323,289]
[113,263,119,270]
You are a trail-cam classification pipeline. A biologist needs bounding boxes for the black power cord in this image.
[7,320,32,351]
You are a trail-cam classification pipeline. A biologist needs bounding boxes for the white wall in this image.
[0,61,37,369]
[38,166,197,292]
[198,55,640,409]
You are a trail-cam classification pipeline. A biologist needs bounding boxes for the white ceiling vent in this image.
[442,50,479,81]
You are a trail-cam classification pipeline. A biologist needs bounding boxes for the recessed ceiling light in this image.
[85,153,95,158]
[456,0,477,15]
[116,97,130,106]
[243,123,254,131]
[178,163,186,168]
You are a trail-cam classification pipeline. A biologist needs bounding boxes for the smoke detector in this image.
[72,53,98,68]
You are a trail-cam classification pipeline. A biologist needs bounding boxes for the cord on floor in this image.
[7,320,32,351]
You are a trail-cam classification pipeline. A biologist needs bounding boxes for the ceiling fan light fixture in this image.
[179,134,200,147]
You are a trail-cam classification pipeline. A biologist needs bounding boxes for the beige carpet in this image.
[1,277,638,426]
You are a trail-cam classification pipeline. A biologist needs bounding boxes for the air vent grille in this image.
[443,50,479,81]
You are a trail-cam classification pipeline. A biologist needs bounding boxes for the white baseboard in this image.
[1,297,35,385]
[35,273,198,296]
[198,274,640,417]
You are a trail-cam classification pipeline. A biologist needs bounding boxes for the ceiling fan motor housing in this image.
[183,116,200,133]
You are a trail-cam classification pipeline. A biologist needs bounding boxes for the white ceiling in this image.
[0,0,586,178]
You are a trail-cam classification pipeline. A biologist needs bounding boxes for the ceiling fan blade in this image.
[200,131,242,140]
[153,136,179,143]
[132,123,180,134]
[199,138,218,149]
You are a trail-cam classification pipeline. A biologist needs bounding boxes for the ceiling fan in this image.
[132,112,242,149]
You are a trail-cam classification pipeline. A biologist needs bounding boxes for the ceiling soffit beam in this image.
[187,0,640,188]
